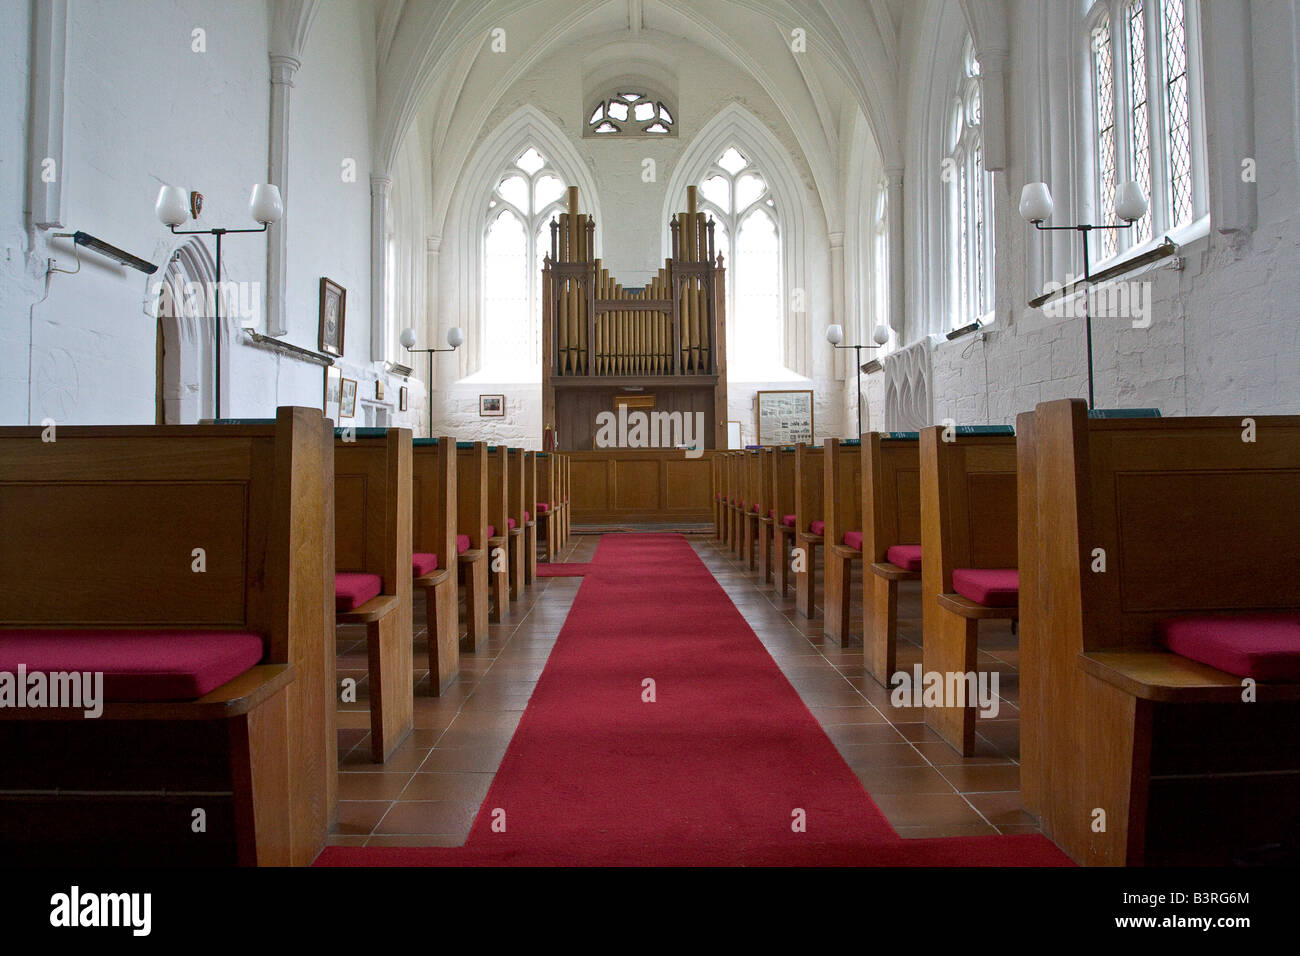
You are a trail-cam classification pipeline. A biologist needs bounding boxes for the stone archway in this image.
[154,238,228,423]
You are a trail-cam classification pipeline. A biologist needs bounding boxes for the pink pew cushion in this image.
[752,504,760,513]
[768,509,775,519]
[782,514,796,527]
[886,545,923,572]
[0,629,265,701]
[412,552,438,577]
[487,524,497,538]
[507,518,517,531]
[809,520,825,536]
[336,572,383,612]
[843,531,863,551]
[951,568,1019,608]
[1161,615,1300,681]
[456,534,470,555]
[537,502,550,513]
[524,510,530,522]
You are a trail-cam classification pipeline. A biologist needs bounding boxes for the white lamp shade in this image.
[399,327,417,349]
[446,326,465,348]
[249,184,283,224]
[871,324,890,347]
[155,185,190,226]
[1115,180,1148,223]
[1019,182,1054,223]
[825,324,844,345]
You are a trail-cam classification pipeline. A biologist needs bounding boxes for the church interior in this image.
[2,0,1299,900]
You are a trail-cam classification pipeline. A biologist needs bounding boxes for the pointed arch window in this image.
[946,38,994,330]
[1085,0,1205,263]
[482,147,569,377]
[696,147,782,377]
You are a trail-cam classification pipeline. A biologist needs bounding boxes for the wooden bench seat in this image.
[824,438,862,644]
[1021,398,1300,866]
[412,436,459,695]
[455,441,490,649]
[0,407,335,866]
[486,445,510,620]
[794,442,825,619]
[536,452,558,561]
[770,446,797,597]
[523,451,539,583]
[919,424,1018,756]
[334,427,413,764]
[507,447,528,599]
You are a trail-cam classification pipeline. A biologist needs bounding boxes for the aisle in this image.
[316,533,1069,866]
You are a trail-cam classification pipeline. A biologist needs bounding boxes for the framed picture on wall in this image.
[318,277,346,356]
[479,394,504,417]
[323,366,341,420]
[340,377,357,419]
[399,386,408,411]
[757,389,814,445]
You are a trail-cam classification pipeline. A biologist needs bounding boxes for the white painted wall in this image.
[0,0,417,427]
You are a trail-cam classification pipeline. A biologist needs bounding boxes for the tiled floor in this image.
[328,529,1040,848]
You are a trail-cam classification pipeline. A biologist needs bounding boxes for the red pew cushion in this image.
[456,534,470,555]
[752,504,760,513]
[507,518,517,531]
[951,568,1019,607]
[487,524,497,538]
[524,510,530,522]
[336,572,383,612]
[537,502,550,513]
[0,629,265,701]
[886,545,922,572]
[782,514,796,527]
[1161,615,1300,681]
[412,552,438,576]
[843,531,863,551]
[809,520,825,536]
[768,509,775,519]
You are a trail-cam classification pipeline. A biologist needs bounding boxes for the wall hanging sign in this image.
[318,277,346,356]
[323,366,341,421]
[757,389,814,445]
[340,377,357,419]
[479,394,505,417]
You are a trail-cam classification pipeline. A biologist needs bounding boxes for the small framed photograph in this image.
[479,394,504,417]
[318,278,346,357]
[375,379,385,401]
[399,386,408,411]
[323,366,341,419]
[340,377,357,419]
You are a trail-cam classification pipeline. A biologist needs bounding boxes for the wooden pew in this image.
[717,455,728,541]
[770,446,797,597]
[919,425,1018,755]
[523,451,539,583]
[823,438,862,644]
[559,453,571,548]
[506,447,527,600]
[862,432,922,686]
[411,436,459,695]
[794,442,825,618]
[536,452,558,561]
[729,451,745,556]
[486,445,510,620]
[753,447,776,584]
[0,407,334,866]
[456,441,490,649]
[334,427,413,763]
[1025,399,1300,866]
[740,448,763,570]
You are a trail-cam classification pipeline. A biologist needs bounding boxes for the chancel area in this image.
[2,0,1299,879]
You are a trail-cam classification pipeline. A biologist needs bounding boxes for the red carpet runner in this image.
[317,533,1070,866]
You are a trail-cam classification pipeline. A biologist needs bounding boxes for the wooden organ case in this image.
[542,185,728,450]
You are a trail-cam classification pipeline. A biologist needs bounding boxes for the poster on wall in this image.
[757,390,814,445]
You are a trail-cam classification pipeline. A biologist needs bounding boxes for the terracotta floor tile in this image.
[334,801,392,835]
[937,763,1023,794]
[964,790,1039,828]
[852,764,956,795]
[869,792,986,827]
[400,771,494,803]
[374,800,479,835]
[418,745,509,773]
[338,772,415,801]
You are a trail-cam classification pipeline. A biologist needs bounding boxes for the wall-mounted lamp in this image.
[826,322,889,437]
[156,183,282,418]
[401,325,464,436]
[48,231,158,274]
[1020,179,1147,408]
